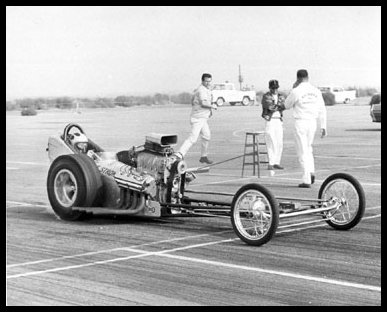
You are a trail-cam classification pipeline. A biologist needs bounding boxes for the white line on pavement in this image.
[6,161,48,166]
[6,206,381,293]
[6,209,379,269]
[6,231,231,268]
[6,210,381,269]
[6,235,381,293]
[6,201,50,209]
[157,253,381,292]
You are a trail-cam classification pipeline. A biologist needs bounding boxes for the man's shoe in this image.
[267,165,274,170]
[199,156,213,164]
[311,174,315,184]
[273,164,284,170]
[298,183,311,188]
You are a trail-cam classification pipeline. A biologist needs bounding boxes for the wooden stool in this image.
[241,131,268,178]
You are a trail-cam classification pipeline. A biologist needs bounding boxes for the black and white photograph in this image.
[6,6,381,306]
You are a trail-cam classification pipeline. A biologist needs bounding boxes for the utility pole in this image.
[238,64,244,90]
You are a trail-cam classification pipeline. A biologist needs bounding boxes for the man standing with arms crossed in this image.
[177,73,218,164]
[284,69,327,188]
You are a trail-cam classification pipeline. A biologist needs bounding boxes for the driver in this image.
[69,132,89,153]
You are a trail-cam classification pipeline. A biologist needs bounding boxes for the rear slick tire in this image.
[47,154,103,221]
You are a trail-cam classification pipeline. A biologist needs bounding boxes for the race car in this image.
[46,123,366,246]
[46,123,192,221]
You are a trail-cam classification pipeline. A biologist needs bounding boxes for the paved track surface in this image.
[6,101,381,305]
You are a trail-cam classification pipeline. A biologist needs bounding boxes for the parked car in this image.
[211,82,256,106]
[318,86,357,104]
[370,93,381,122]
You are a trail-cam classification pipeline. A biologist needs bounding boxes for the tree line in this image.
[6,87,378,112]
[6,92,194,111]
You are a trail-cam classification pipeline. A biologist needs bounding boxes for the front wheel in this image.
[216,98,225,106]
[318,173,365,230]
[231,183,279,246]
[242,97,250,106]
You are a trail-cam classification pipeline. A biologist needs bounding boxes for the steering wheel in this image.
[63,123,86,143]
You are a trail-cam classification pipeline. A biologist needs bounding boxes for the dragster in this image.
[46,123,365,246]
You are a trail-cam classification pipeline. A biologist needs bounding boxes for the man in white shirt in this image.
[177,73,218,164]
[284,69,327,188]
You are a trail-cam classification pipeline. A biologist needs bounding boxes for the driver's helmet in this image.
[69,132,88,153]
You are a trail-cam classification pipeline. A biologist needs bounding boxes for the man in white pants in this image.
[284,69,327,188]
[177,73,218,164]
[261,79,286,170]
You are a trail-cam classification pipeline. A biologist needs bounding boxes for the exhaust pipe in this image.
[121,191,146,214]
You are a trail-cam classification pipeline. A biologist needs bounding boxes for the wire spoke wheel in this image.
[318,173,365,230]
[231,184,278,246]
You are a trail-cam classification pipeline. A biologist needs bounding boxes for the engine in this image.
[92,133,186,208]
[121,133,186,204]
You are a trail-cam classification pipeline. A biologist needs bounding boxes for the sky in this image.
[6,6,381,100]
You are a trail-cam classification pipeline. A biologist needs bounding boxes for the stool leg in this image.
[263,134,268,169]
[252,134,256,176]
[241,133,248,177]
[256,134,260,178]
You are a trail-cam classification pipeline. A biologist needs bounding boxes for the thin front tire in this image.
[231,183,279,246]
[318,173,365,230]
